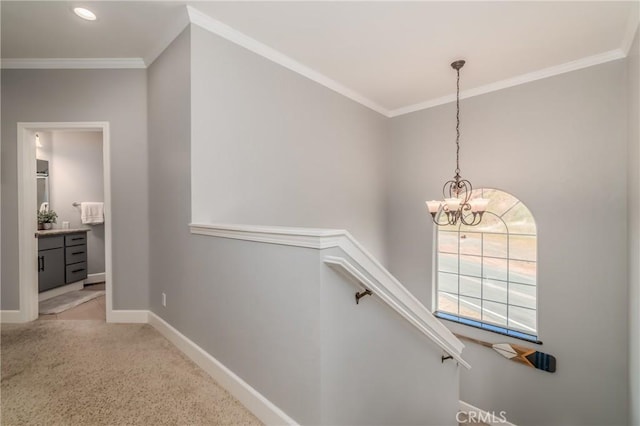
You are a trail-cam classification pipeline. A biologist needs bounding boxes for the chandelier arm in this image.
[460,215,480,226]
[430,213,451,227]
[442,179,457,199]
[460,211,484,226]
[443,178,473,203]
[430,209,460,226]
[456,179,473,204]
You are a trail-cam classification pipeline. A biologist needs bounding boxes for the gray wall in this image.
[386,61,629,425]
[47,131,105,275]
[628,29,640,426]
[149,26,459,425]
[1,68,149,310]
[190,25,388,262]
[148,27,325,424]
[320,247,459,425]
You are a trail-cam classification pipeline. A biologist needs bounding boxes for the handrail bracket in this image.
[441,355,454,363]
[355,289,373,304]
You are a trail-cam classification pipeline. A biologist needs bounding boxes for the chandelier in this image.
[426,60,488,226]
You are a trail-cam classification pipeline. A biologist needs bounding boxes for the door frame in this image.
[17,122,113,322]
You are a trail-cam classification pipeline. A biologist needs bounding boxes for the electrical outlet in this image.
[162,292,166,307]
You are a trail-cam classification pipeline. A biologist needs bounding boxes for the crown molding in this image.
[2,5,634,116]
[1,58,146,69]
[186,5,634,119]
[186,5,390,117]
[388,49,626,117]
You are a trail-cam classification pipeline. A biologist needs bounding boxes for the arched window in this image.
[435,188,538,341]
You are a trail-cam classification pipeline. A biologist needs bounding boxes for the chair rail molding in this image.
[189,223,468,368]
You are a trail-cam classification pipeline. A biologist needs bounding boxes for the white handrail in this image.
[189,223,469,368]
[323,256,469,368]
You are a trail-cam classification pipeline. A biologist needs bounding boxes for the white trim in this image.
[189,223,346,249]
[1,4,635,116]
[101,124,115,323]
[85,272,106,285]
[17,122,113,324]
[2,14,634,118]
[17,125,38,322]
[108,310,149,323]
[0,311,24,323]
[185,6,389,117]
[38,281,84,302]
[459,401,516,426]
[2,58,146,69]
[148,312,298,426]
[324,256,470,369]
[189,223,467,367]
[388,49,626,117]
[186,5,632,119]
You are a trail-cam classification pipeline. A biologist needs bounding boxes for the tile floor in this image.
[38,283,106,321]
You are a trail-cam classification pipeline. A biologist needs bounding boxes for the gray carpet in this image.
[39,290,105,314]
[1,320,262,425]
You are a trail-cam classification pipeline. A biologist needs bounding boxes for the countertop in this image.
[35,228,91,238]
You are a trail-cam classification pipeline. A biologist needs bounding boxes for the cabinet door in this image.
[38,248,65,292]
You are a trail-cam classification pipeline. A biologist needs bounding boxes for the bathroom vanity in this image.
[36,229,89,292]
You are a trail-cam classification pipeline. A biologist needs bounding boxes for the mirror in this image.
[37,159,49,211]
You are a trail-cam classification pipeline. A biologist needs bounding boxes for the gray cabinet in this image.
[38,232,88,292]
[64,234,87,284]
[38,245,65,292]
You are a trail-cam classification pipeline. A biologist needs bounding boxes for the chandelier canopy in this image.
[426,60,488,227]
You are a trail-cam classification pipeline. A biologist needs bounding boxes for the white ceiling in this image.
[2,1,638,116]
[1,1,189,63]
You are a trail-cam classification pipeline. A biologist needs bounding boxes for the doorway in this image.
[17,122,113,322]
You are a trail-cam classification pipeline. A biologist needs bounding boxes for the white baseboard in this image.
[0,310,24,323]
[38,281,84,302]
[107,310,149,323]
[2,308,148,324]
[85,273,106,285]
[148,312,298,426]
[459,401,516,426]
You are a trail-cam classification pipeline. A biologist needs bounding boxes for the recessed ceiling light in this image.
[73,7,97,21]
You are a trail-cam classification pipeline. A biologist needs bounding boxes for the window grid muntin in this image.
[435,188,537,336]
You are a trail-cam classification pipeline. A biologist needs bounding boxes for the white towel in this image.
[80,202,104,225]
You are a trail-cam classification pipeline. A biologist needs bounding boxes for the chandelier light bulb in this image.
[444,198,461,212]
[469,198,490,213]
[426,200,442,213]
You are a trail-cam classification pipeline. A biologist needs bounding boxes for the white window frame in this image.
[432,188,539,342]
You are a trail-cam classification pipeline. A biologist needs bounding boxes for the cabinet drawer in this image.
[39,236,64,250]
[65,233,87,247]
[66,262,88,284]
[65,246,87,265]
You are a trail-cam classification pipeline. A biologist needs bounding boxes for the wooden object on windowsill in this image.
[456,334,556,373]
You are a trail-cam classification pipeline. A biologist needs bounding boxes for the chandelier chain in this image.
[455,66,460,176]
